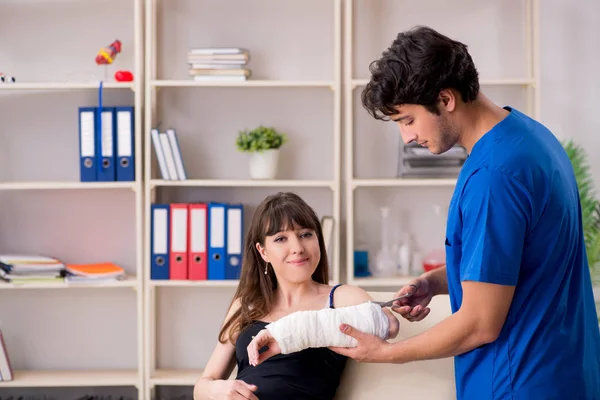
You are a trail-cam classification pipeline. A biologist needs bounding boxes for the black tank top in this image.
[234,284,347,400]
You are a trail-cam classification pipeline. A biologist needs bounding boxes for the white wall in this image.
[0,0,598,398]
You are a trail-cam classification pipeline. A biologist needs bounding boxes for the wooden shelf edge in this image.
[0,181,137,191]
[149,368,204,387]
[0,276,138,290]
[149,279,239,288]
[0,369,139,388]
[149,179,334,188]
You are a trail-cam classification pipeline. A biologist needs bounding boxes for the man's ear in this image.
[438,89,456,113]
[255,242,268,263]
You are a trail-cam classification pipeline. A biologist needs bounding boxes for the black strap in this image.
[329,284,343,309]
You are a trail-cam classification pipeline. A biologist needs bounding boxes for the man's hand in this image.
[392,277,433,322]
[329,324,391,363]
[247,329,281,367]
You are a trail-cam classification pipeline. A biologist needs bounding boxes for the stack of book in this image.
[187,47,251,82]
[0,255,65,284]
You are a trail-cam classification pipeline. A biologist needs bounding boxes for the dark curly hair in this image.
[362,26,480,120]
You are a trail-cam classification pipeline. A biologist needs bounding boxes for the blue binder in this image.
[226,204,244,280]
[78,107,97,182]
[97,106,116,182]
[208,202,227,280]
[151,204,170,280]
[115,106,135,181]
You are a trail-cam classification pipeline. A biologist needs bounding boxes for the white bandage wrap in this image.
[265,301,389,354]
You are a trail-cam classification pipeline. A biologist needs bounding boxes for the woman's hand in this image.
[382,308,400,339]
[392,276,433,322]
[247,329,281,366]
[209,379,258,400]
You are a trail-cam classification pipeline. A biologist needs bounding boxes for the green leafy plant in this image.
[563,139,600,284]
[235,125,288,153]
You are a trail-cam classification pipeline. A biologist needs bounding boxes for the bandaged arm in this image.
[265,301,390,354]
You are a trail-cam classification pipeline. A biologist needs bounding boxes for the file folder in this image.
[150,204,170,280]
[115,106,135,181]
[160,132,179,180]
[97,107,116,182]
[166,128,187,180]
[226,204,244,280]
[151,128,171,180]
[169,203,189,280]
[208,203,227,280]
[188,203,208,280]
[78,107,97,182]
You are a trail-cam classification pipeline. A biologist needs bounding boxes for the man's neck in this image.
[457,93,510,154]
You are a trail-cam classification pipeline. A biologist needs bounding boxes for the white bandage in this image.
[265,301,389,354]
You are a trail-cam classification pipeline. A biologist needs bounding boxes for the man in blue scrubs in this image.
[331,26,600,399]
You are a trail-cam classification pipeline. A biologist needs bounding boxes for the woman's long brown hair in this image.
[218,192,329,343]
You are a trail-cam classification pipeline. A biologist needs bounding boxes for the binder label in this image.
[210,207,225,248]
[153,209,168,254]
[117,111,133,156]
[80,111,95,157]
[190,208,207,252]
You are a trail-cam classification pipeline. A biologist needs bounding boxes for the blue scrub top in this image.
[445,107,600,399]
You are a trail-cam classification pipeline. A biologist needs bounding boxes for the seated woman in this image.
[193,192,399,400]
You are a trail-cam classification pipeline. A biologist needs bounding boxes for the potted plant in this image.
[563,139,600,286]
[236,125,288,179]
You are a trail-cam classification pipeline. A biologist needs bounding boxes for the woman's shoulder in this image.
[325,284,372,308]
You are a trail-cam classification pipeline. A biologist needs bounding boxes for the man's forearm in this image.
[423,266,448,296]
[383,309,493,364]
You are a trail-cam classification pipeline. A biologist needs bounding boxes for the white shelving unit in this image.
[0,0,546,398]
[143,0,341,398]
[344,0,540,288]
[0,0,145,397]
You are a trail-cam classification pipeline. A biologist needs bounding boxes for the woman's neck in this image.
[274,280,322,309]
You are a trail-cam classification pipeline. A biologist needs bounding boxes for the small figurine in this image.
[95,40,122,65]
[0,73,15,83]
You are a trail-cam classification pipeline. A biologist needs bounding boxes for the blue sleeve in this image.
[459,168,533,285]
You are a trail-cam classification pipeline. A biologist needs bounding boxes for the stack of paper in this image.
[0,255,65,284]
[187,48,251,81]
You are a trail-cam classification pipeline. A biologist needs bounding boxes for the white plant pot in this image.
[249,149,279,180]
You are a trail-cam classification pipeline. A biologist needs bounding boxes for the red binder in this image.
[188,203,208,280]
[169,203,188,280]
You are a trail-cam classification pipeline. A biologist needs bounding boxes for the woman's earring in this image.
[264,262,269,275]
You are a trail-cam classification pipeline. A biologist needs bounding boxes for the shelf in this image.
[351,78,534,88]
[0,181,137,191]
[151,80,335,88]
[0,369,139,388]
[149,368,204,387]
[350,276,416,287]
[0,82,135,91]
[352,178,456,188]
[149,368,238,387]
[0,276,138,290]
[150,179,335,189]
[150,279,239,288]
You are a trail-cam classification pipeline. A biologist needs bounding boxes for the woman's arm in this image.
[194,299,258,400]
[333,285,399,339]
[246,285,400,366]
